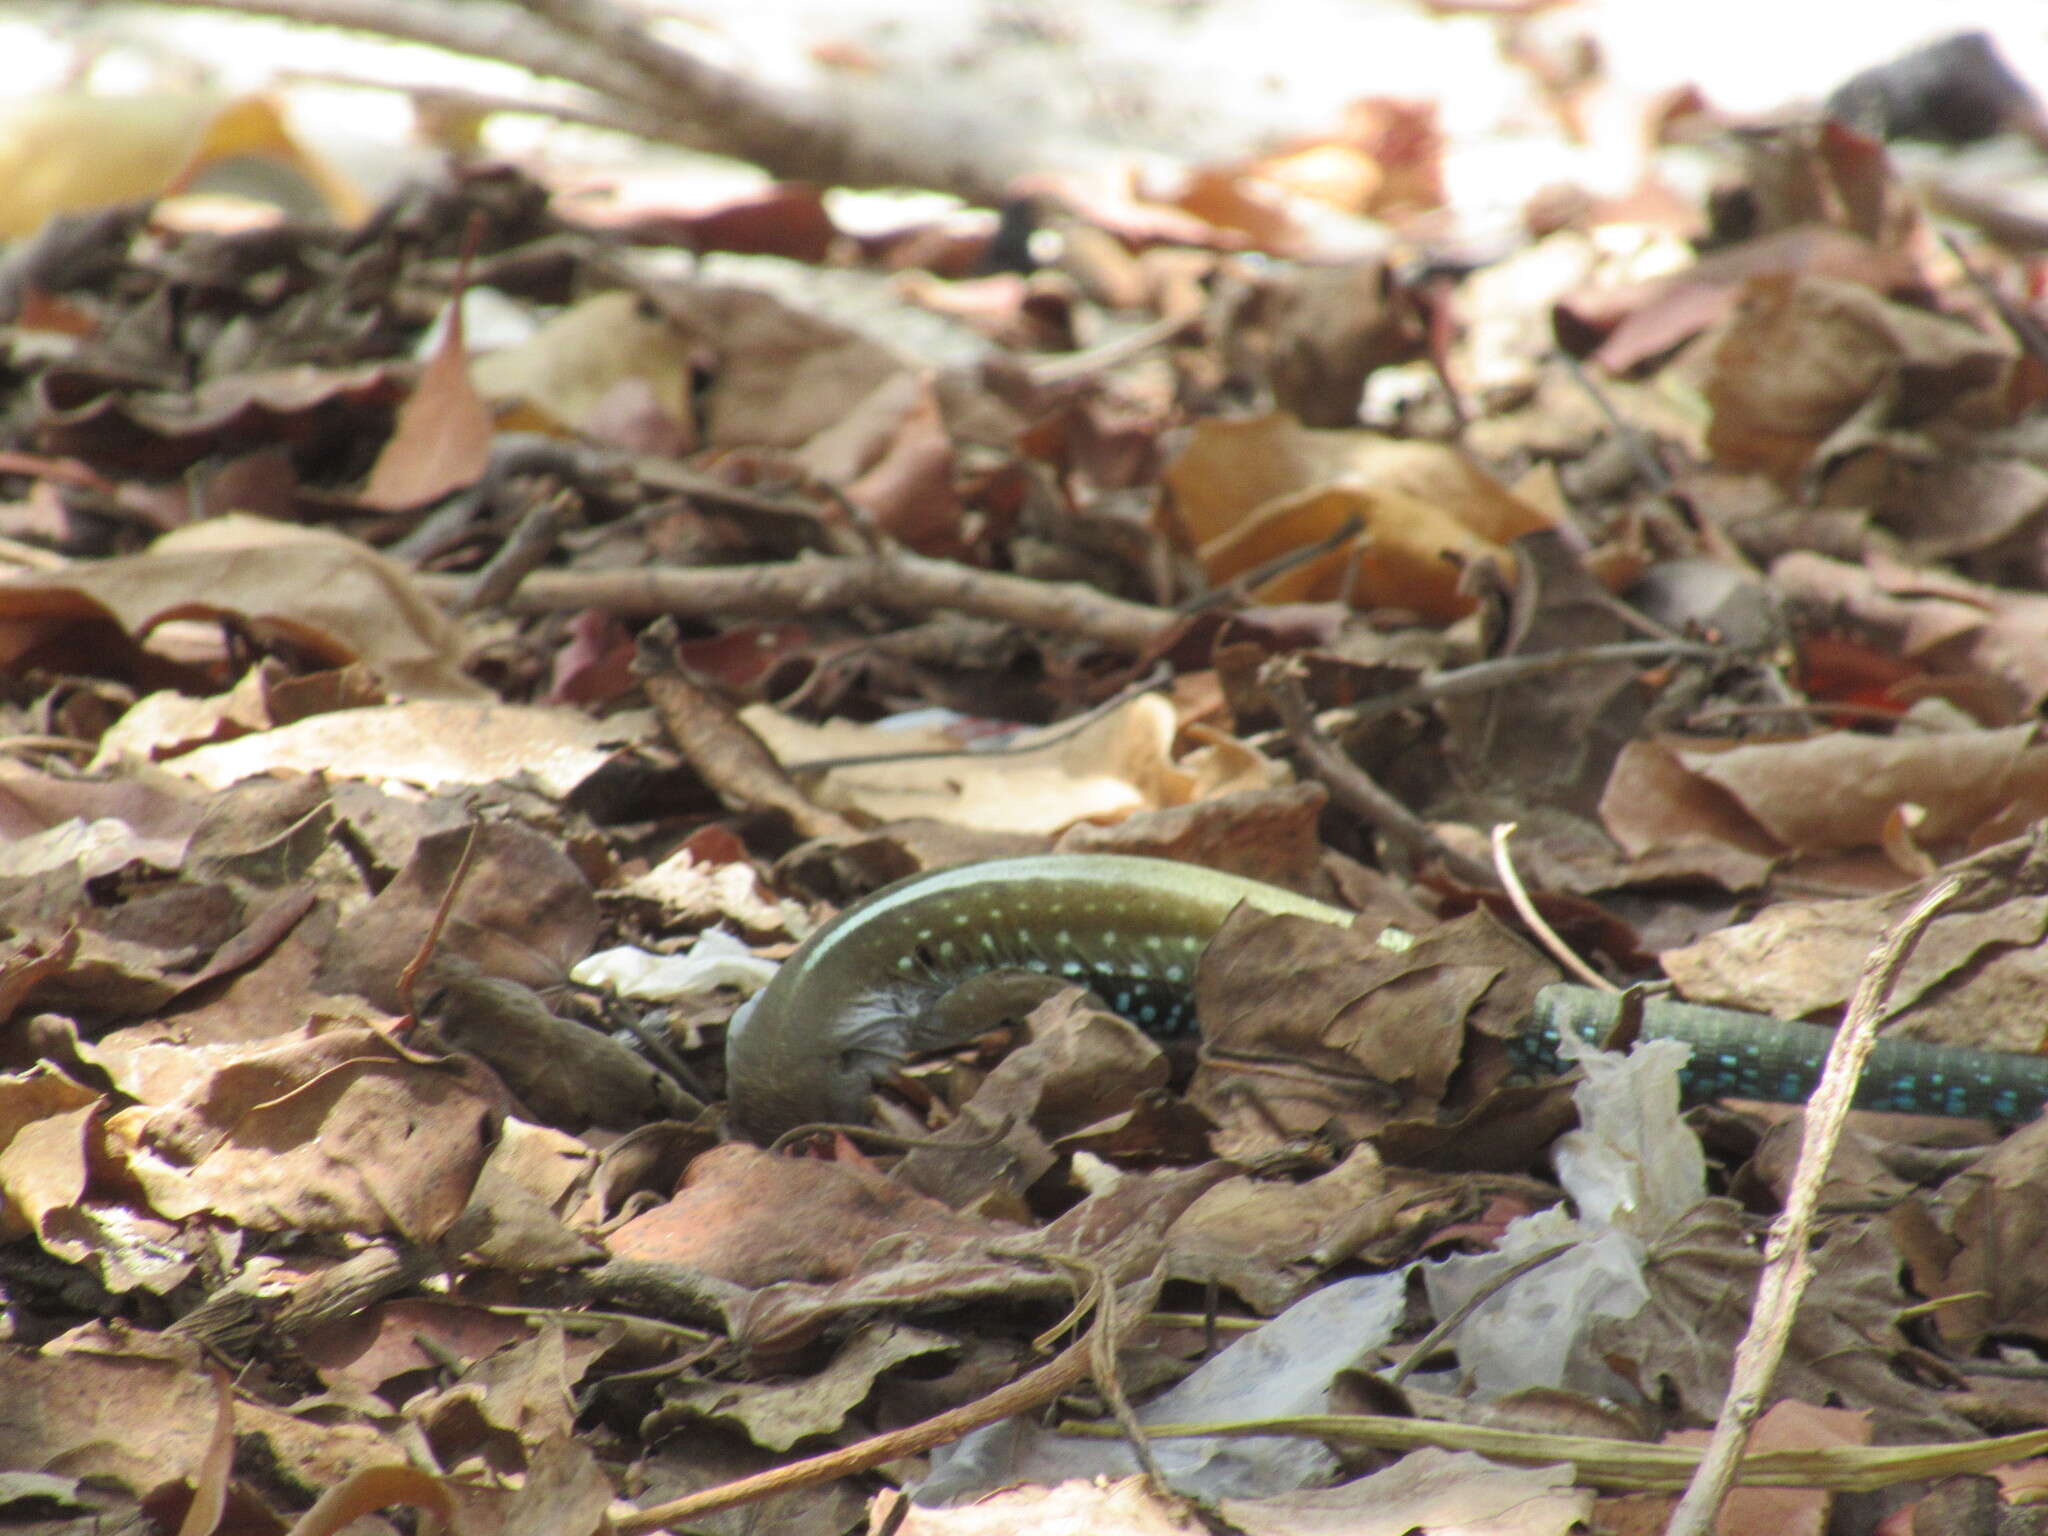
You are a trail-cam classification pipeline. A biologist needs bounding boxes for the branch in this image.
[158,0,1028,200]
[1662,874,1966,1536]
[413,552,1178,653]
[170,0,655,103]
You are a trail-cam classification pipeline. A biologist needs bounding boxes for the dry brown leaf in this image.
[1167,1145,1435,1312]
[0,1066,102,1243]
[163,699,634,796]
[1660,887,2048,1053]
[1925,1114,2048,1350]
[36,363,404,473]
[1166,413,1555,549]
[109,1025,502,1241]
[0,758,208,870]
[420,963,686,1131]
[1773,549,2048,713]
[470,289,703,444]
[654,1321,953,1452]
[1208,259,1424,428]
[296,1297,538,1393]
[1658,1401,1870,1536]
[1592,1203,1966,1435]
[316,820,600,1010]
[606,1142,999,1288]
[0,515,481,701]
[660,279,934,448]
[892,1476,1207,1536]
[893,990,1169,1210]
[1191,904,1556,1152]
[742,693,1280,835]
[0,1327,222,1499]
[0,91,357,239]
[360,297,494,511]
[93,661,298,765]
[1703,272,2010,486]
[1597,739,1783,890]
[1661,726,2048,857]
[1220,1447,1590,1536]
[1056,780,1332,894]
[1162,411,1553,617]
[805,373,962,553]
[277,1461,457,1536]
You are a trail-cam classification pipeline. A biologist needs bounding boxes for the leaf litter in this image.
[8,11,2048,1536]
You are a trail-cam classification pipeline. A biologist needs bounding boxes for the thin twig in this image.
[614,1009,706,1099]
[767,1114,1017,1156]
[1026,310,1199,386]
[1334,640,1723,727]
[481,1302,715,1344]
[1144,1311,1261,1335]
[1410,276,1470,437]
[418,550,1179,652]
[785,664,1170,773]
[1264,661,1498,888]
[1556,347,1673,496]
[1930,1354,2048,1380]
[1385,1240,1578,1388]
[517,0,732,107]
[1070,1412,2048,1494]
[395,820,482,1021]
[0,734,98,760]
[457,487,576,613]
[1490,822,1616,993]
[1045,1255,1166,1489]
[1663,873,1965,1536]
[1180,515,1365,614]
[1683,701,1939,732]
[613,1275,1129,1530]
[1941,230,2048,374]
[1241,640,1725,752]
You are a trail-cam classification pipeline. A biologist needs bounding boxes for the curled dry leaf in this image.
[892,1475,1207,1536]
[1190,904,1557,1154]
[36,363,404,475]
[1219,1448,1591,1536]
[742,693,1280,835]
[107,1025,504,1242]
[1162,411,1554,617]
[1603,725,2048,881]
[469,289,704,446]
[0,515,482,701]
[1912,1113,2048,1351]
[1773,548,2048,713]
[360,293,493,511]
[607,1139,1002,1283]
[163,699,634,798]
[651,1321,954,1452]
[1660,884,2048,1053]
[1703,272,2011,487]
[0,91,357,239]
[891,989,1169,1210]
[0,1327,225,1501]
[1055,780,1333,898]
